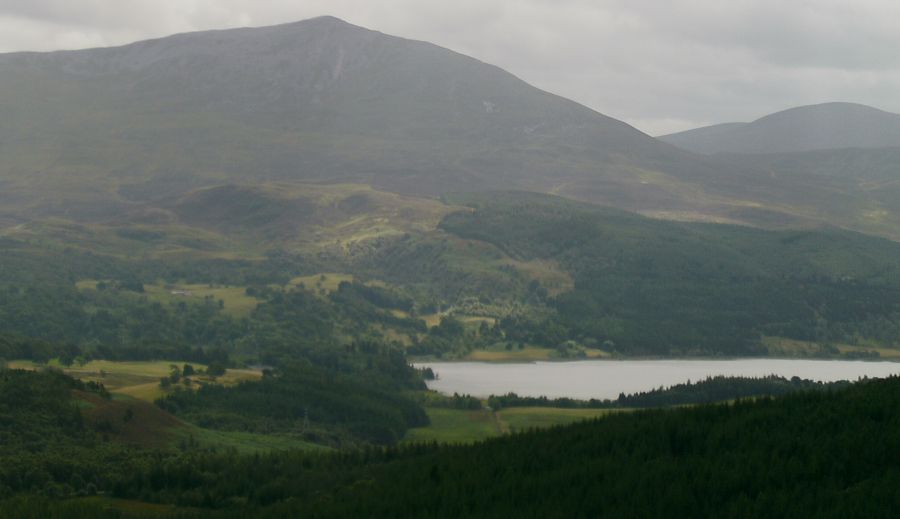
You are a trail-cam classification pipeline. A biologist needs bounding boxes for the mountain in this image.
[0,16,849,234]
[660,102,900,154]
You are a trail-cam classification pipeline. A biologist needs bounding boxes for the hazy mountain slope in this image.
[435,191,900,355]
[0,16,852,233]
[660,102,900,154]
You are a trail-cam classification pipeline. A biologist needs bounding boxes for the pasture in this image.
[403,405,626,444]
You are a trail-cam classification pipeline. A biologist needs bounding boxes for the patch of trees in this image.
[0,369,135,501]
[486,375,851,410]
[335,281,414,312]
[156,362,428,446]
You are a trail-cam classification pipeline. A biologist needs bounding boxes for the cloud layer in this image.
[2,0,899,135]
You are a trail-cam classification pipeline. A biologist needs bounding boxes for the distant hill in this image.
[0,16,858,234]
[6,18,900,240]
[0,17,662,211]
[660,102,900,154]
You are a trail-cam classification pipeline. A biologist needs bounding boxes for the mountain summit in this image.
[0,17,887,235]
[660,102,900,154]
[2,16,789,224]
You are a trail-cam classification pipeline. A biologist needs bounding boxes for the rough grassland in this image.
[9,360,263,402]
[402,408,499,444]
[172,427,330,454]
[403,406,627,444]
[76,280,263,318]
[464,346,610,362]
[498,407,625,433]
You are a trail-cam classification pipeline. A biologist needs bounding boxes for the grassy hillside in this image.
[660,102,900,154]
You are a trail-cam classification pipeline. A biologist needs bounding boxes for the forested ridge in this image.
[441,192,900,355]
[485,374,853,410]
[3,368,900,517]
[5,189,900,364]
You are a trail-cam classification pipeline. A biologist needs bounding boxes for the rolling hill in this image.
[660,102,900,154]
[0,16,870,236]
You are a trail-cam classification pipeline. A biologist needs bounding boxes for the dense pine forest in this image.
[3,367,900,517]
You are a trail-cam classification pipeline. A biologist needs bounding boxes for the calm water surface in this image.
[418,359,900,400]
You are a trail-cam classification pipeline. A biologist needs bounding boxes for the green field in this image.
[403,406,625,444]
[173,426,330,454]
[76,280,263,318]
[763,336,900,359]
[402,408,500,443]
[463,345,610,362]
[9,359,263,402]
[498,407,624,433]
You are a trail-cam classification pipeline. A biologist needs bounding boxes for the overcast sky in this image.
[2,0,899,135]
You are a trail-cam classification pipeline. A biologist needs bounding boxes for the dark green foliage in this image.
[328,282,426,335]
[335,281,414,312]
[441,192,900,355]
[156,363,428,445]
[205,362,225,377]
[438,393,482,410]
[249,376,900,518]
[0,370,140,501]
[486,375,850,410]
[5,371,900,517]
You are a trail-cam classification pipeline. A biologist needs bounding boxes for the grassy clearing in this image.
[143,283,261,318]
[465,347,556,362]
[9,359,263,402]
[404,406,625,444]
[76,280,262,318]
[763,336,900,359]
[497,407,624,433]
[172,426,330,454]
[419,313,445,328]
[402,408,500,444]
[462,345,610,362]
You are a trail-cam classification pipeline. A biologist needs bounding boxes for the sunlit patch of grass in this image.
[404,406,629,444]
[171,427,330,454]
[464,346,556,362]
[402,408,499,444]
[77,280,262,318]
[497,407,626,433]
[762,336,900,359]
[10,359,263,402]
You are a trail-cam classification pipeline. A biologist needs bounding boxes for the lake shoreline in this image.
[412,354,900,365]
[416,358,900,400]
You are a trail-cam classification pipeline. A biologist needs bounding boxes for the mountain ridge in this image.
[2,17,900,240]
[660,102,900,154]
